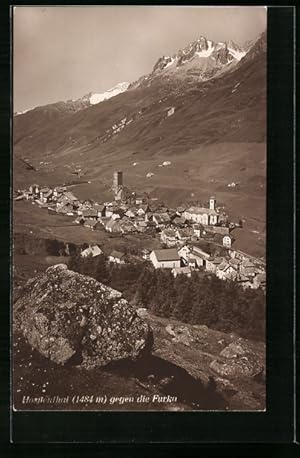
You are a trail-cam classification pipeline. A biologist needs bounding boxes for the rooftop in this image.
[152,248,180,262]
[217,261,229,271]
[186,206,218,216]
[110,250,125,259]
[82,209,98,217]
[172,266,191,274]
[213,257,224,265]
[255,273,266,282]
[63,192,78,201]
[163,229,177,237]
[81,245,103,258]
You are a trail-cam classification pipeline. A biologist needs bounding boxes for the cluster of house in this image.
[80,244,126,265]
[15,184,234,247]
[149,246,266,290]
[79,241,265,290]
[15,183,265,289]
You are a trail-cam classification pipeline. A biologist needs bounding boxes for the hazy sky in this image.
[13,6,266,112]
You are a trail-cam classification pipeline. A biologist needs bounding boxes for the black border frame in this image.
[0,1,297,451]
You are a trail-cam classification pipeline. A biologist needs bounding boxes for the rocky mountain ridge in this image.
[14,32,266,158]
[14,82,130,118]
[14,33,263,119]
[130,35,249,89]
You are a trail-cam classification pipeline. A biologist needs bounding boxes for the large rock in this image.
[210,341,264,378]
[14,264,153,367]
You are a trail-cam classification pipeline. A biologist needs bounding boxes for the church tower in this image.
[112,170,123,192]
[209,196,216,211]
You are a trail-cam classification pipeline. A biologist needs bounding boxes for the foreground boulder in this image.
[14,264,153,367]
[210,340,265,378]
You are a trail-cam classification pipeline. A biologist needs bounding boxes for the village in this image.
[14,170,266,290]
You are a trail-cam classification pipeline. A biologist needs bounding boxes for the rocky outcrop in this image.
[138,311,265,410]
[14,264,152,367]
[211,44,232,65]
[210,341,265,378]
[153,56,173,72]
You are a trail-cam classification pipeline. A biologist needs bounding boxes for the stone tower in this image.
[112,170,123,192]
[209,196,216,211]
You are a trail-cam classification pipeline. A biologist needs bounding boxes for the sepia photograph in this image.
[12,5,267,412]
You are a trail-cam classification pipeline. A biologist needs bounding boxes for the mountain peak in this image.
[145,34,248,87]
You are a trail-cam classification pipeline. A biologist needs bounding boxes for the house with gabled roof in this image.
[82,209,98,219]
[136,204,149,216]
[105,204,118,218]
[84,219,98,230]
[176,227,194,242]
[105,219,117,232]
[112,208,125,219]
[150,248,181,269]
[93,203,106,217]
[56,194,69,206]
[171,216,187,227]
[206,256,223,273]
[39,187,53,203]
[152,213,171,227]
[187,256,197,269]
[53,186,67,197]
[29,184,40,195]
[125,207,138,218]
[75,216,85,225]
[81,199,94,207]
[178,245,190,261]
[229,258,241,270]
[176,206,186,215]
[134,220,148,233]
[222,234,234,248]
[134,193,148,205]
[240,259,256,277]
[98,216,111,227]
[63,191,78,202]
[190,245,211,259]
[57,202,74,215]
[81,244,103,258]
[189,248,207,268]
[172,266,192,278]
[216,261,234,280]
[120,220,136,234]
[112,220,124,233]
[141,249,151,261]
[236,273,254,289]
[192,223,204,238]
[253,272,266,289]
[108,250,126,264]
[160,228,177,247]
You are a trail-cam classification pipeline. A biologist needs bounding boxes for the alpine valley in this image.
[13,31,267,412]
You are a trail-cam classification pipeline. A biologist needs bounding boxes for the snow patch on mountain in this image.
[165,57,176,68]
[15,108,32,116]
[195,40,214,58]
[89,82,130,105]
[228,48,246,61]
